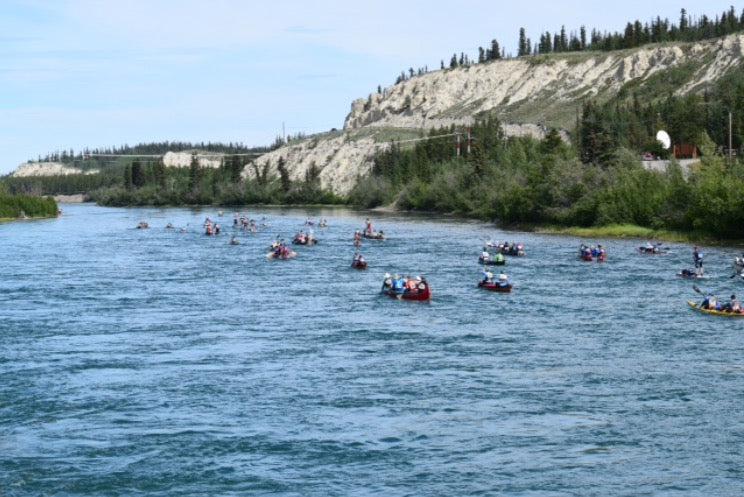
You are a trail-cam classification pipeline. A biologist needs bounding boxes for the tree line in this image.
[520,6,744,56]
[347,87,744,239]
[86,154,344,207]
[387,6,744,89]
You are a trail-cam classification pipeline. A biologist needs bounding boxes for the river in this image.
[1,203,742,496]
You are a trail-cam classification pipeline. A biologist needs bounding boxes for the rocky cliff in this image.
[12,162,99,177]
[245,34,743,195]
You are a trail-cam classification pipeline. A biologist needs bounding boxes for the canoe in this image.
[292,236,318,245]
[580,252,606,262]
[638,246,668,254]
[676,270,709,279]
[498,246,525,256]
[687,300,744,317]
[266,249,296,260]
[477,281,512,293]
[381,279,430,301]
[478,256,506,266]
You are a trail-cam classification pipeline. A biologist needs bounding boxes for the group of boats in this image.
[476,240,525,293]
[142,213,744,314]
[633,242,744,317]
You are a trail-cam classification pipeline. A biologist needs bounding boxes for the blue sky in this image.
[1,1,740,175]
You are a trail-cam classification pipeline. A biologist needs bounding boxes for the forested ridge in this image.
[395,6,744,80]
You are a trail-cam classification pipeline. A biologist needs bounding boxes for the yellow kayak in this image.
[687,300,744,317]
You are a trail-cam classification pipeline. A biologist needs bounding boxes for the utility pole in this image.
[729,111,733,161]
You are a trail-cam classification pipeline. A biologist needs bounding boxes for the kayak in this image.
[351,260,367,269]
[477,281,512,293]
[687,300,744,317]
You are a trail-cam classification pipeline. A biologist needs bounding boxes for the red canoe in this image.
[477,281,513,292]
[381,278,430,301]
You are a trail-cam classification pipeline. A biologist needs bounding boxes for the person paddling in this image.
[693,245,704,276]
[722,294,741,313]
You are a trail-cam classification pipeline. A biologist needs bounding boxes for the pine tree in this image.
[188,154,201,191]
[580,26,587,50]
[123,164,133,190]
[131,159,144,188]
[518,27,528,56]
[277,157,291,192]
[490,39,501,60]
[560,25,568,51]
[155,159,166,188]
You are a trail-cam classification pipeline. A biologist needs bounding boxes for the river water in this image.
[1,203,742,496]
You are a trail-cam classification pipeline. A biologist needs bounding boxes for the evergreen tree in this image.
[188,154,201,191]
[518,27,528,56]
[155,159,166,188]
[277,157,291,192]
[124,164,133,190]
[490,39,501,60]
[131,159,145,188]
[580,25,587,50]
[559,25,568,51]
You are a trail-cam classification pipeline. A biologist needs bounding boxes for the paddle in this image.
[692,284,704,295]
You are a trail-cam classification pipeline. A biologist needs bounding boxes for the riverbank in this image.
[532,223,744,247]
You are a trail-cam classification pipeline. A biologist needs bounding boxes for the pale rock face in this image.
[242,136,378,196]
[12,162,99,177]
[161,151,224,169]
[343,35,744,132]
